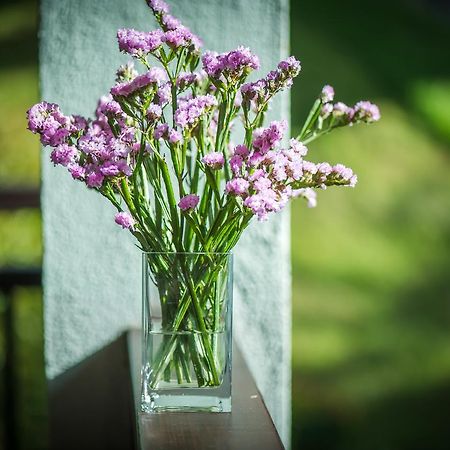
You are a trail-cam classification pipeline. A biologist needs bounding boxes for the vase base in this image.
[141,391,231,413]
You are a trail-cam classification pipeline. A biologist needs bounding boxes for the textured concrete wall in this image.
[40,0,291,445]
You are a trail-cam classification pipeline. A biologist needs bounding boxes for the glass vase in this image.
[141,252,233,413]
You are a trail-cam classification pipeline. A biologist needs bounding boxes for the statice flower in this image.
[95,95,126,128]
[68,163,86,180]
[332,102,353,120]
[155,82,172,106]
[320,103,333,119]
[202,47,259,81]
[117,28,163,56]
[26,101,77,147]
[176,71,204,90]
[168,129,182,144]
[86,171,105,188]
[146,0,169,15]
[163,26,202,51]
[241,56,300,111]
[252,120,287,154]
[114,211,136,229]
[178,194,200,211]
[202,152,225,170]
[225,178,250,197]
[72,115,89,132]
[50,143,78,167]
[320,85,335,103]
[154,123,169,139]
[353,101,381,123]
[111,67,167,97]
[265,56,301,91]
[175,94,217,129]
[146,103,162,121]
[161,14,181,31]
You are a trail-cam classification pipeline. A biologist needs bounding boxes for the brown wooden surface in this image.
[127,330,285,450]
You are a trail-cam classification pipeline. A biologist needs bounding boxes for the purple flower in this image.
[163,26,202,51]
[202,47,259,80]
[174,94,217,129]
[154,123,169,139]
[99,161,121,177]
[50,143,78,167]
[86,171,105,188]
[176,71,203,90]
[289,138,308,157]
[161,14,181,31]
[168,129,182,144]
[178,194,200,211]
[252,120,287,154]
[267,56,301,90]
[26,101,76,147]
[225,178,250,197]
[72,115,88,132]
[146,0,169,15]
[320,85,335,103]
[147,103,162,120]
[229,155,243,174]
[332,102,353,120]
[353,101,381,123]
[243,188,284,221]
[155,82,172,106]
[117,28,163,56]
[111,68,167,97]
[114,211,136,229]
[202,152,225,170]
[320,103,333,119]
[241,79,267,104]
[302,161,318,175]
[277,56,301,74]
[68,164,86,180]
[234,144,250,158]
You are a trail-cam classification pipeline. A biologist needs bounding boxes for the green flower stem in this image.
[297,98,322,141]
[182,266,220,385]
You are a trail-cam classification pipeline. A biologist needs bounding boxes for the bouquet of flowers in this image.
[27,0,379,398]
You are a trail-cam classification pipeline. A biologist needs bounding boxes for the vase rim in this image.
[142,251,232,255]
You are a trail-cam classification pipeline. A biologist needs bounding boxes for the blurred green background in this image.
[0,0,449,449]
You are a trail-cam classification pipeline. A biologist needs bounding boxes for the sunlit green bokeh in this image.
[290,1,450,449]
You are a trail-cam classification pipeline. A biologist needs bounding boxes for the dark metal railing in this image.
[0,188,41,450]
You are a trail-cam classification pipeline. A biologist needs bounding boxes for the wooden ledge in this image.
[127,330,284,450]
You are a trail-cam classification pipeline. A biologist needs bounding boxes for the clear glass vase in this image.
[141,252,233,413]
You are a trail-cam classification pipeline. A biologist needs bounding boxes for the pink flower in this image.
[353,101,381,123]
[86,171,105,188]
[202,152,225,170]
[168,129,182,144]
[320,85,334,103]
[178,194,200,211]
[225,178,250,197]
[234,144,250,158]
[114,211,135,229]
[68,164,85,180]
[50,144,78,167]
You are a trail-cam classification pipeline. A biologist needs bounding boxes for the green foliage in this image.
[290,1,450,449]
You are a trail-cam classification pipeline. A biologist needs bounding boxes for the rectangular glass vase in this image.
[141,252,233,413]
